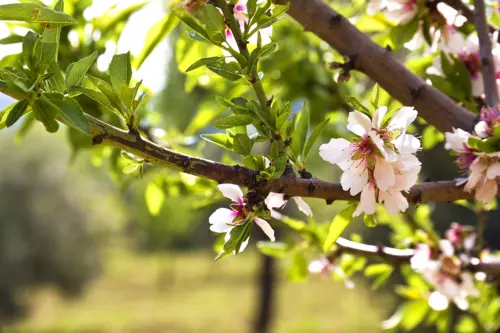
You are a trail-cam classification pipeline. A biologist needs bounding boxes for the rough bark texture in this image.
[273,0,478,133]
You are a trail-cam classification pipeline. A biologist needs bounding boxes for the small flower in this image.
[463,155,500,202]
[367,0,417,25]
[209,184,275,253]
[265,192,313,217]
[308,256,355,289]
[411,240,479,311]
[223,0,272,55]
[320,106,421,216]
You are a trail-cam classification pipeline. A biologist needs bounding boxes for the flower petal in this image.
[209,208,237,233]
[394,134,421,154]
[486,162,500,179]
[319,138,352,165]
[254,217,275,242]
[439,239,455,257]
[341,164,369,196]
[475,121,490,138]
[347,111,372,137]
[265,192,287,210]
[354,182,376,216]
[428,291,449,311]
[444,128,471,153]
[475,179,498,202]
[218,184,244,204]
[388,106,417,133]
[372,106,388,129]
[292,197,313,216]
[374,157,395,191]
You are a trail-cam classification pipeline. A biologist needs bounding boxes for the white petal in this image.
[394,134,421,154]
[379,188,408,215]
[395,168,420,191]
[319,138,352,165]
[374,157,395,191]
[439,239,455,257]
[410,244,431,271]
[218,184,244,204]
[265,192,287,210]
[367,0,387,15]
[353,183,376,216]
[254,217,275,241]
[475,121,490,138]
[369,131,388,158]
[209,208,237,233]
[372,106,388,129]
[460,273,480,297]
[308,257,331,274]
[341,164,369,196]
[472,75,484,97]
[388,107,417,133]
[428,291,449,311]
[486,162,500,179]
[475,179,498,202]
[463,234,476,251]
[292,197,313,216]
[347,111,372,137]
[444,128,471,153]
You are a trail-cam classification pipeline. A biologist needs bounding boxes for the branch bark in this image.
[273,0,478,133]
[88,115,477,203]
[332,237,500,277]
[473,0,500,106]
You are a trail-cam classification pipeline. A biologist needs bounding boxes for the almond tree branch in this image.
[273,0,478,133]
[87,114,478,203]
[332,237,500,277]
[473,0,500,106]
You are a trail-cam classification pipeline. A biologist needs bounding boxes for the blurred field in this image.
[5,248,394,333]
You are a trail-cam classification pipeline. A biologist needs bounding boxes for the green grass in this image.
[5,248,394,333]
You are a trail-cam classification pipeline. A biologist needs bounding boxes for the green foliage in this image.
[324,204,357,252]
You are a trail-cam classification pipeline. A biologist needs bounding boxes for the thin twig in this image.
[473,0,500,106]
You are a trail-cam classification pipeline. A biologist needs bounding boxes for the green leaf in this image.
[6,99,29,127]
[302,117,329,161]
[371,84,380,109]
[22,31,37,69]
[363,214,377,227]
[364,263,393,277]
[232,134,254,156]
[122,163,140,174]
[46,62,66,93]
[206,61,242,81]
[66,51,98,89]
[200,133,232,150]
[45,95,89,134]
[389,16,419,48]
[287,251,308,282]
[0,35,24,44]
[271,156,288,179]
[31,98,59,133]
[134,14,179,69]
[257,241,289,258]
[0,3,77,27]
[323,205,356,252]
[73,87,121,118]
[186,56,224,72]
[401,300,430,331]
[87,75,123,111]
[109,52,132,90]
[345,96,371,115]
[145,182,165,216]
[213,115,253,129]
[177,13,210,41]
[290,102,310,160]
[41,0,64,51]
[202,4,225,43]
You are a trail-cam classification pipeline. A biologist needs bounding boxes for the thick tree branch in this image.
[332,237,500,277]
[87,114,477,202]
[273,0,478,133]
[473,0,500,106]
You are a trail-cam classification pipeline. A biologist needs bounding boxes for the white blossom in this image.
[209,184,275,253]
[411,240,479,311]
[320,106,421,216]
[265,192,313,217]
[367,0,417,25]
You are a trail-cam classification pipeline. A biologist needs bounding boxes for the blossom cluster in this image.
[411,223,479,311]
[445,107,500,202]
[319,107,421,217]
[209,184,312,254]
[367,0,418,24]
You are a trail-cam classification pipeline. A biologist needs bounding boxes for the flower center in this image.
[458,52,481,79]
[230,203,249,224]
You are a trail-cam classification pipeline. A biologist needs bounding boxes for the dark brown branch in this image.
[332,237,500,276]
[473,0,500,106]
[273,0,478,132]
[88,115,480,203]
